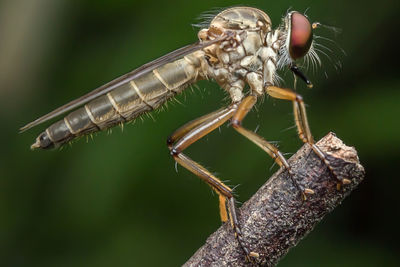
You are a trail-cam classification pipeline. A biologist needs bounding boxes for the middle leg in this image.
[231,95,315,199]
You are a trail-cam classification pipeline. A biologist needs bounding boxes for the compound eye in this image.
[289,12,313,60]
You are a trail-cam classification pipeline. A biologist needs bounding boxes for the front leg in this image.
[266,86,351,188]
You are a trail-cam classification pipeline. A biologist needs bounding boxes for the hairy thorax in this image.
[196,7,282,103]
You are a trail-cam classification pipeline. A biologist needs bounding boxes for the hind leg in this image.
[167,105,258,259]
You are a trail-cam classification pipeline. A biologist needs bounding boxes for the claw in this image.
[336,178,351,191]
[342,178,351,185]
[304,188,315,195]
[249,251,259,258]
[301,188,315,201]
[245,251,260,263]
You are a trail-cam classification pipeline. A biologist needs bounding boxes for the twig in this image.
[184,132,365,266]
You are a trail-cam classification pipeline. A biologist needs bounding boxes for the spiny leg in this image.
[168,107,234,222]
[266,86,351,188]
[231,95,314,199]
[167,107,228,146]
[168,105,257,259]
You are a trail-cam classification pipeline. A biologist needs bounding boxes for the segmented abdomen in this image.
[33,53,203,149]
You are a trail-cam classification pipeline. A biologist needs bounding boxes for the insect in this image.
[21,6,351,260]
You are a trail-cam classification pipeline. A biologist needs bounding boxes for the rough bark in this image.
[184,132,365,266]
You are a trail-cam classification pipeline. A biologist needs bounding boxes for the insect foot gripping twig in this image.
[183,132,365,267]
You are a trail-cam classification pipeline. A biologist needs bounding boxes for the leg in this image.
[168,107,234,222]
[231,96,315,198]
[167,107,228,146]
[266,86,351,187]
[168,105,257,259]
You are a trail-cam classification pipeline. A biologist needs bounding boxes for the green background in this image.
[1,0,399,266]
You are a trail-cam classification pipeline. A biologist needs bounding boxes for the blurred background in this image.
[1,0,399,266]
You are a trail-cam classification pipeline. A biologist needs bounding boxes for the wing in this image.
[20,35,227,132]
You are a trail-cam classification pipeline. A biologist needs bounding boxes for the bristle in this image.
[192,7,224,29]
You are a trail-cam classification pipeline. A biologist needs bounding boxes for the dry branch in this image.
[184,132,365,266]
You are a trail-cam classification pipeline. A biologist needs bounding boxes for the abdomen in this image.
[32,54,203,149]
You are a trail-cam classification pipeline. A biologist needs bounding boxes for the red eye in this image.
[289,12,313,60]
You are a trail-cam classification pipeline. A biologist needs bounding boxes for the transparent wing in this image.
[20,35,228,132]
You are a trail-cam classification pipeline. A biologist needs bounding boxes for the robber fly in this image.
[20,6,350,259]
